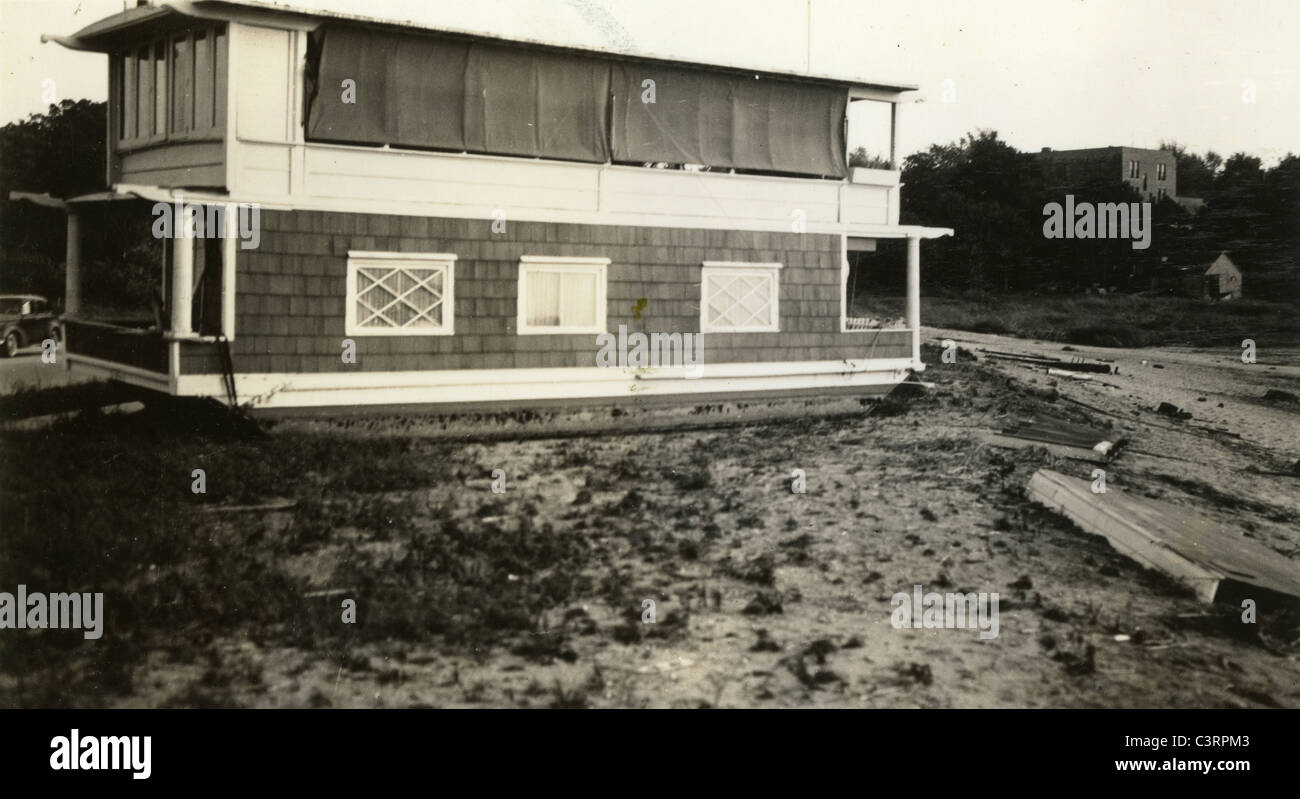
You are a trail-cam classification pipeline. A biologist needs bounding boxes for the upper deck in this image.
[45,0,939,239]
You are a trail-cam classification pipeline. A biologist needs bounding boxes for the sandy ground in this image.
[63,330,1290,709]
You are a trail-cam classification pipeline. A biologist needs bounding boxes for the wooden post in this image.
[171,204,193,336]
[65,207,81,315]
[889,102,898,169]
[906,235,921,367]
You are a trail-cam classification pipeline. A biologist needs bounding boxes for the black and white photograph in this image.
[0,0,1296,777]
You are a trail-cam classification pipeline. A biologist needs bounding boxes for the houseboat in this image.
[42,0,952,412]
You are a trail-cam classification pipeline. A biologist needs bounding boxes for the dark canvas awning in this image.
[306,25,611,163]
[306,23,849,177]
[609,63,847,177]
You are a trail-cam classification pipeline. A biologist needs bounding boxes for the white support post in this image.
[906,235,921,368]
[65,208,81,316]
[222,203,237,339]
[171,205,193,336]
[889,102,899,169]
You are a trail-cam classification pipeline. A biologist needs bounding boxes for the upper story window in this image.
[1157,163,1168,180]
[115,24,226,147]
[517,256,609,335]
[1128,160,1140,179]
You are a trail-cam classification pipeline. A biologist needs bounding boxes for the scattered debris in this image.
[743,591,784,615]
[1046,368,1094,381]
[200,498,298,513]
[980,348,1115,374]
[1027,469,1300,606]
[1263,389,1298,404]
[986,415,1120,463]
[1155,402,1192,420]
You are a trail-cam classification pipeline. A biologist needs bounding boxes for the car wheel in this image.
[3,332,19,358]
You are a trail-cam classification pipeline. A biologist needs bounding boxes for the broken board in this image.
[985,416,1119,463]
[1027,469,1300,607]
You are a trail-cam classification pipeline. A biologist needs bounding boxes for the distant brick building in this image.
[1036,146,1178,202]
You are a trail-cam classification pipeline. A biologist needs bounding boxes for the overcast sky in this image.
[2,0,1296,164]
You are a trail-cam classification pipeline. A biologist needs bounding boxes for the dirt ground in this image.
[2,330,1298,708]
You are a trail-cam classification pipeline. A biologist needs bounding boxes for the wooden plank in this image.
[1027,469,1300,606]
[984,433,1111,464]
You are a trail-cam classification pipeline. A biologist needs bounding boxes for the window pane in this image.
[154,42,167,135]
[213,27,227,128]
[561,272,597,327]
[525,271,562,327]
[355,265,446,329]
[704,270,776,330]
[171,35,192,133]
[137,46,152,137]
[193,31,211,131]
[117,56,128,140]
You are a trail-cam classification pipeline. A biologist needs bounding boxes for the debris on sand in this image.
[1262,389,1298,404]
[893,662,934,686]
[749,628,782,652]
[743,591,784,615]
[1155,402,1192,420]
[980,348,1115,374]
[1027,469,1300,606]
[1052,640,1097,676]
[986,415,1119,463]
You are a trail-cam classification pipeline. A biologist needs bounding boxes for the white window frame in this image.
[345,251,456,336]
[516,255,609,335]
[700,261,782,333]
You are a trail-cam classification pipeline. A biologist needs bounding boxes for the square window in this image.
[700,262,781,333]
[346,252,456,336]
[517,256,608,334]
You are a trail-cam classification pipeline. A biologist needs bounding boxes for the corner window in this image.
[517,256,609,335]
[346,251,456,336]
[114,24,226,148]
[700,261,781,333]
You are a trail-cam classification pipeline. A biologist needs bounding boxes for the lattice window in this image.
[517,256,609,335]
[700,262,781,333]
[345,252,456,336]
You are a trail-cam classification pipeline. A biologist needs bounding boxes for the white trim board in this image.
[67,353,171,392]
[174,358,915,409]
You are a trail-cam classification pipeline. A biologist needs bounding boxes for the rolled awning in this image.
[609,63,848,177]
[305,23,850,177]
[306,25,610,163]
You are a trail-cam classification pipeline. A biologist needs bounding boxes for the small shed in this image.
[1155,252,1242,300]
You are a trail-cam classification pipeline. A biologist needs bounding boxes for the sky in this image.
[2,0,1296,165]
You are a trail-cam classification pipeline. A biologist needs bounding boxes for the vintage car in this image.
[0,294,61,357]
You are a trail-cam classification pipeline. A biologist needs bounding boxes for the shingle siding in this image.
[179,210,913,374]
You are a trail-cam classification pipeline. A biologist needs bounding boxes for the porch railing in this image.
[64,318,168,374]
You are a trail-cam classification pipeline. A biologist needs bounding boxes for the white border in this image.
[700,262,782,334]
[517,256,609,336]
[344,251,456,337]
